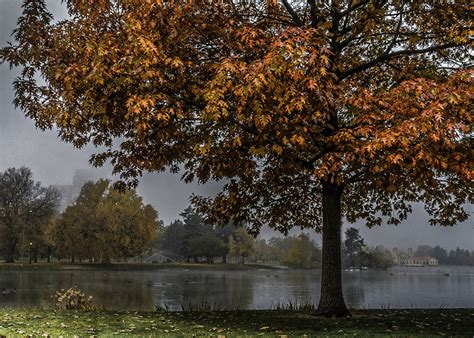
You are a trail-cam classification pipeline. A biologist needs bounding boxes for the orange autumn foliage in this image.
[2,0,472,316]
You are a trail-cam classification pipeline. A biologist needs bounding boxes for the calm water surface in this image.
[0,266,472,310]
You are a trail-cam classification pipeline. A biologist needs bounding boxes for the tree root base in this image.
[315,307,352,318]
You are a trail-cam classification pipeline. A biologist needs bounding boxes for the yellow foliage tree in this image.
[54,180,159,262]
[228,227,256,264]
[282,234,320,269]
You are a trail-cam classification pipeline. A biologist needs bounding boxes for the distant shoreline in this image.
[1,262,473,272]
[0,262,286,271]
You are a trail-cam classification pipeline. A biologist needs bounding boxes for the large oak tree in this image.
[1,0,472,316]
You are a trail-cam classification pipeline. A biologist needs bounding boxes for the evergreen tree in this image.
[343,228,364,268]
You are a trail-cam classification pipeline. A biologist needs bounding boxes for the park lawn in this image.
[0,308,472,337]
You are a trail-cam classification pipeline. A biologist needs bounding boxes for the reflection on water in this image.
[0,266,472,310]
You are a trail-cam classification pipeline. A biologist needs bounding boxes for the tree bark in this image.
[46,246,52,263]
[316,183,350,317]
[5,240,17,263]
[5,252,14,263]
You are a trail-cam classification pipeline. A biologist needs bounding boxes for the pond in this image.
[0,266,472,310]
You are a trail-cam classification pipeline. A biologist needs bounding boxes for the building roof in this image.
[409,256,438,261]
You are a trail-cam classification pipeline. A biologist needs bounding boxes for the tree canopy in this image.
[0,167,59,262]
[157,207,233,263]
[344,227,364,267]
[282,233,321,269]
[54,180,160,262]
[1,0,472,316]
[228,227,256,264]
[1,0,470,229]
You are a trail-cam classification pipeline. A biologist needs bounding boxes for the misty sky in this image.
[0,1,472,251]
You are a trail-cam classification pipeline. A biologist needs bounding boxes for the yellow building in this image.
[392,251,410,265]
[406,256,438,266]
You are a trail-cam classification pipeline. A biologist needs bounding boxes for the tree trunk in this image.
[316,183,350,317]
[222,255,227,264]
[5,252,14,263]
[5,241,16,263]
[46,246,52,263]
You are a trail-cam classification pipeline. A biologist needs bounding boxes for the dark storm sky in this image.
[0,0,472,250]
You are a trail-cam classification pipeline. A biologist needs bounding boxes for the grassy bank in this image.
[0,308,472,336]
[0,262,283,271]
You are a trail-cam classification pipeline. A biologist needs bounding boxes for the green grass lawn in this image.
[0,308,472,336]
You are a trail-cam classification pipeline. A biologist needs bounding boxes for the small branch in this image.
[281,0,303,26]
[382,6,404,56]
[338,0,370,18]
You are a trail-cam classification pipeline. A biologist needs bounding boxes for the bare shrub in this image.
[54,288,103,311]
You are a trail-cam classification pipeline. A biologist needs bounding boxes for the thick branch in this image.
[338,0,370,18]
[281,0,303,26]
[339,42,463,80]
[307,0,318,27]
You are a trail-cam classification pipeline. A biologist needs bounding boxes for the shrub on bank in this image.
[54,288,102,311]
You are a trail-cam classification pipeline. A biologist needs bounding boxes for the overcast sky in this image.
[0,1,472,251]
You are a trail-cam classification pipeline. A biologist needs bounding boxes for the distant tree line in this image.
[342,227,394,270]
[2,167,471,268]
[158,208,262,265]
[158,207,230,263]
[253,235,321,269]
[414,245,474,266]
[158,222,397,269]
[0,167,160,263]
[158,208,322,268]
[342,227,474,269]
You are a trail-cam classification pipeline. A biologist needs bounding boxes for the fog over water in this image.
[1,266,473,310]
[0,1,472,251]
